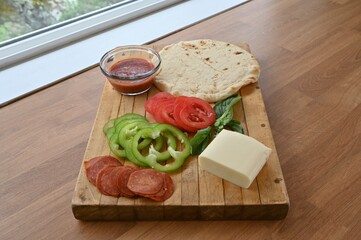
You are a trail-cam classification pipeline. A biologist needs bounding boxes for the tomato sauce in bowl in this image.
[109,58,154,76]
[99,46,161,95]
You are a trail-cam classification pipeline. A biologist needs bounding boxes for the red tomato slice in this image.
[145,93,215,133]
[174,97,216,132]
[178,105,215,132]
[159,103,182,129]
[173,102,193,131]
[184,97,214,116]
[145,92,174,114]
[144,100,154,115]
[152,98,176,123]
[172,96,190,124]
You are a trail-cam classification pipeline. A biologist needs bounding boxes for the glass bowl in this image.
[99,45,161,95]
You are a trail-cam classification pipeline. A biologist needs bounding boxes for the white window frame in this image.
[0,0,250,106]
[0,0,184,69]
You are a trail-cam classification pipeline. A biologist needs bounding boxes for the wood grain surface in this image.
[1,0,361,239]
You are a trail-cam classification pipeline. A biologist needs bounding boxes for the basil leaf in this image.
[213,94,241,118]
[226,119,244,134]
[214,109,233,134]
[213,94,241,134]
[190,126,212,155]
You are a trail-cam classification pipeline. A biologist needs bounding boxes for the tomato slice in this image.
[176,106,209,132]
[173,102,192,131]
[152,98,176,123]
[145,93,215,133]
[159,102,182,129]
[145,92,174,114]
[144,100,154,115]
[174,97,216,132]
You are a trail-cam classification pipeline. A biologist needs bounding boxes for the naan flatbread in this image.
[154,39,260,102]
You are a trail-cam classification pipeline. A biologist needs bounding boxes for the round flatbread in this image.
[154,39,260,102]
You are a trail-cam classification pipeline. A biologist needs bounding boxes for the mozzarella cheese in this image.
[199,129,272,188]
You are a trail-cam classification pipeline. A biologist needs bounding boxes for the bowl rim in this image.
[99,45,161,81]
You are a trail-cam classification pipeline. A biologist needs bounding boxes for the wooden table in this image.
[1,0,360,239]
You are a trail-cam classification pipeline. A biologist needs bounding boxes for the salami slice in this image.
[85,156,122,185]
[127,169,164,195]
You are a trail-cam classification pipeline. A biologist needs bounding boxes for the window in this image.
[0,0,250,106]
[0,0,183,69]
[0,0,133,43]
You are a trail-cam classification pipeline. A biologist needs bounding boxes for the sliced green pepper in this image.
[118,121,154,149]
[109,133,126,158]
[103,113,146,135]
[107,117,147,140]
[146,131,177,162]
[118,122,154,167]
[121,122,177,162]
[107,118,147,158]
[123,140,149,167]
[131,124,191,172]
[103,119,115,135]
[114,118,147,135]
[121,124,174,164]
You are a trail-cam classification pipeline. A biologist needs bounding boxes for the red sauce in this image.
[109,58,154,76]
[107,58,157,94]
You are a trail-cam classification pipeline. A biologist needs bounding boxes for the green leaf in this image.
[213,94,241,134]
[226,119,244,134]
[214,109,233,134]
[213,94,241,118]
[190,127,212,155]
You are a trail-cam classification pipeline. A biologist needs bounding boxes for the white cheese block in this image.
[198,129,272,188]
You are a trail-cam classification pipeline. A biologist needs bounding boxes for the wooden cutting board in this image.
[71,43,289,221]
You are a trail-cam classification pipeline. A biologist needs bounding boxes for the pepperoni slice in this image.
[85,155,174,201]
[127,169,164,195]
[159,173,174,201]
[96,166,119,196]
[85,156,122,185]
[142,173,174,202]
[84,156,104,170]
[115,166,138,198]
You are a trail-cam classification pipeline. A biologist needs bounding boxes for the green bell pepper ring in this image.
[103,119,115,135]
[103,113,145,135]
[146,131,177,162]
[123,140,148,167]
[106,117,146,140]
[106,118,147,141]
[120,121,177,162]
[114,118,147,134]
[122,124,175,164]
[118,121,153,149]
[131,124,191,172]
[109,129,158,160]
[107,117,147,158]
[117,122,155,167]
[109,133,126,158]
